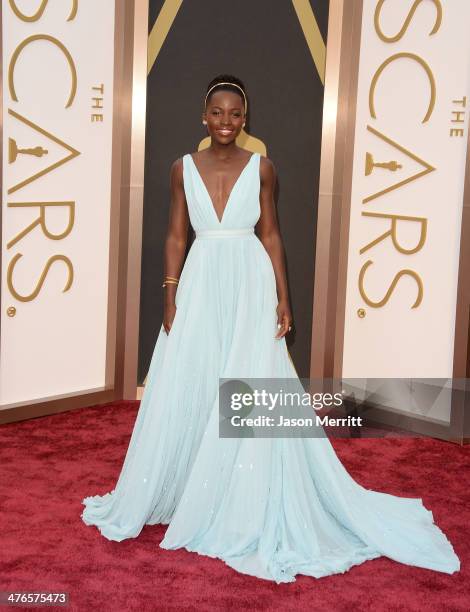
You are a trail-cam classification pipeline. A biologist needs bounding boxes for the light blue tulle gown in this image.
[82,152,460,582]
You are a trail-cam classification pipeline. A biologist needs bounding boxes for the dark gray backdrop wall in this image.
[139,0,329,383]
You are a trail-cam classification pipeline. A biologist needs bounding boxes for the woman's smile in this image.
[216,128,234,136]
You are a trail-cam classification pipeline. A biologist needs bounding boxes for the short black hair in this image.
[205,74,247,111]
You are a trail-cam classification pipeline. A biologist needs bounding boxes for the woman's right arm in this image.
[163,158,189,334]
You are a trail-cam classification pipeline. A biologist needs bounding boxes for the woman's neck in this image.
[207,140,240,160]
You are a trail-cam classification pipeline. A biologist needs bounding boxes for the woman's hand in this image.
[275,299,293,339]
[163,301,177,335]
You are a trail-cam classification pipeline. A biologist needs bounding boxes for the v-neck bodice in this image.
[183,152,261,231]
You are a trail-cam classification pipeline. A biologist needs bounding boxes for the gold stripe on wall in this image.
[291,0,326,84]
[147,0,183,75]
[148,0,326,85]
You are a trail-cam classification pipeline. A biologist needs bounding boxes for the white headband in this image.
[204,82,247,114]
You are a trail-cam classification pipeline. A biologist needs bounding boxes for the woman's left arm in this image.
[256,155,293,339]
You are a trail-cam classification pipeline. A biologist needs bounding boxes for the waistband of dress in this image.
[195,227,255,239]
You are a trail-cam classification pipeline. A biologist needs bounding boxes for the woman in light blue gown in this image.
[82,75,460,583]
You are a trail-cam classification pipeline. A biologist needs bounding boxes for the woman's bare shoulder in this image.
[259,153,277,181]
[171,154,188,168]
[169,156,185,182]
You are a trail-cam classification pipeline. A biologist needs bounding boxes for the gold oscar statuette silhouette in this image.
[365,152,402,176]
[9,137,48,164]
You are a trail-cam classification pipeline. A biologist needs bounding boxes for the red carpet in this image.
[1,400,468,611]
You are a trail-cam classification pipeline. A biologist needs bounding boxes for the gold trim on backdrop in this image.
[147,0,326,85]
[147,0,183,75]
[291,0,326,85]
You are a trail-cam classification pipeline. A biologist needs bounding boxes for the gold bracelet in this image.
[162,279,179,288]
[165,275,179,281]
